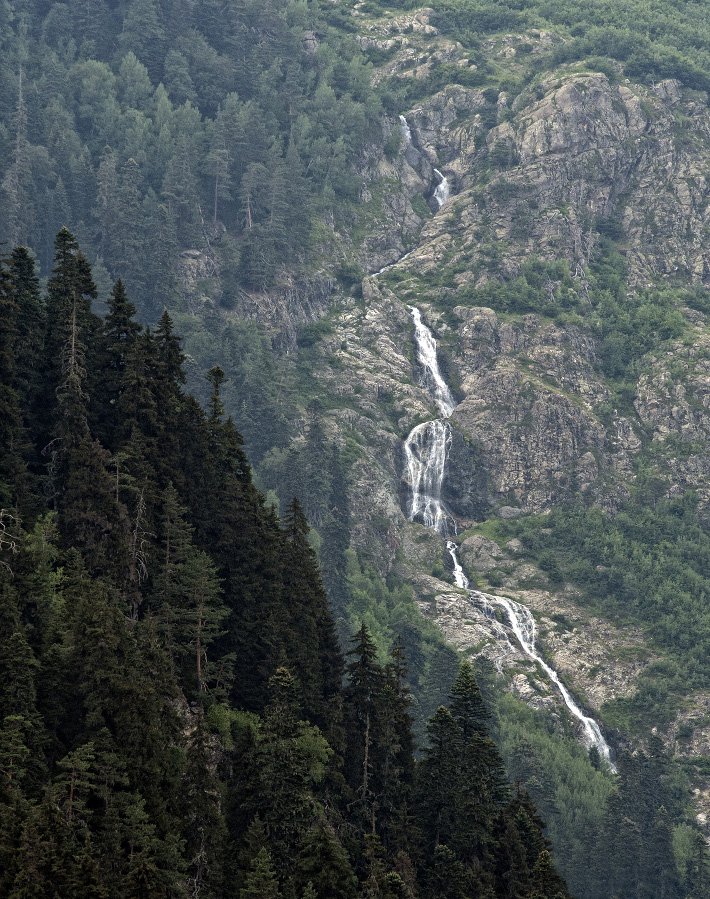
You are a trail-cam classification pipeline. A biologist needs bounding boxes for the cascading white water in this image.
[468,588,616,770]
[399,114,412,146]
[403,306,456,535]
[447,540,469,588]
[433,168,450,208]
[473,592,517,672]
[375,249,413,277]
[403,304,615,768]
[405,421,452,533]
[409,306,455,417]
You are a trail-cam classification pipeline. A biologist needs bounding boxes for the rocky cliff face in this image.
[203,2,710,830]
[283,2,710,828]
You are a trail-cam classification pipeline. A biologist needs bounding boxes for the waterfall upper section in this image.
[409,306,456,417]
[399,114,412,147]
[403,306,457,536]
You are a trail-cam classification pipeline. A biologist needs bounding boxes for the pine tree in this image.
[281,497,344,748]
[296,819,358,899]
[51,276,128,580]
[377,644,415,855]
[241,667,332,874]
[117,329,159,444]
[154,483,228,695]
[120,0,166,79]
[40,229,99,455]
[425,843,469,899]
[343,624,385,836]
[175,547,226,696]
[113,158,145,286]
[183,711,226,899]
[416,707,461,853]
[1,67,34,249]
[529,849,568,899]
[152,310,186,478]
[684,830,710,899]
[204,116,233,224]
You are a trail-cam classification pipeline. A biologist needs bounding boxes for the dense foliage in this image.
[367,0,710,92]
[505,491,710,696]
[0,0,381,306]
[0,231,572,898]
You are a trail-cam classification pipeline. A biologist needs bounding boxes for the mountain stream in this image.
[402,305,615,769]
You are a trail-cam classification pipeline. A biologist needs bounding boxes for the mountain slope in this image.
[1,0,710,895]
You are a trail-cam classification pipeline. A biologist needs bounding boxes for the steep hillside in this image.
[1,0,710,895]
[249,2,710,889]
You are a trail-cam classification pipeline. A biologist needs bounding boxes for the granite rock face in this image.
[204,3,710,825]
[402,70,709,288]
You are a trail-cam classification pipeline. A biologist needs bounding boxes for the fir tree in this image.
[449,660,491,742]
[281,497,344,749]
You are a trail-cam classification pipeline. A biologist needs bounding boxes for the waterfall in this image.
[405,422,452,533]
[433,168,450,208]
[403,304,615,769]
[403,306,456,535]
[375,248,413,277]
[473,592,517,671]
[468,588,616,770]
[409,306,456,417]
[399,114,412,147]
[447,540,469,588]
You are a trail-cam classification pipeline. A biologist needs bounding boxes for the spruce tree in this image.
[41,229,99,445]
[183,711,226,899]
[296,820,358,899]
[51,275,128,580]
[449,660,491,741]
[240,667,333,876]
[281,497,344,749]
[94,279,141,448]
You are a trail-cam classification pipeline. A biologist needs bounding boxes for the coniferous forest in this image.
[2,0,710,896]
[0,232,571,897]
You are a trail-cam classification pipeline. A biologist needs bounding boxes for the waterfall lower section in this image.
[466,586,616,770]
[447,540,468,588]
[403,303,615,770]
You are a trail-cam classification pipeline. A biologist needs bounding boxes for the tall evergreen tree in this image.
[281,497,344,750]
[8,248,43,441]
[0,258,23,507]
[94,279,140,448]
